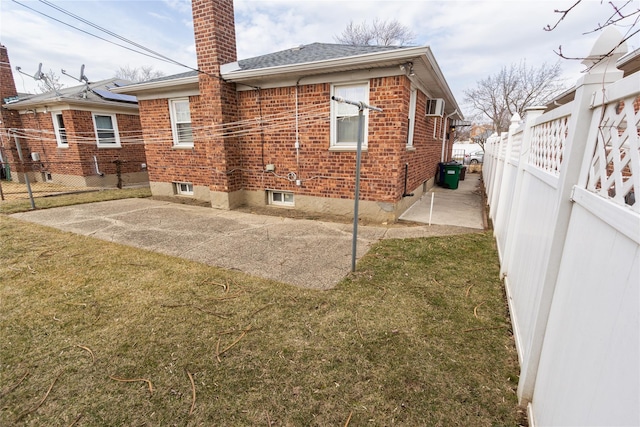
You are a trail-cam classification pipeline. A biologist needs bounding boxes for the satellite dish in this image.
[80,64,89,83]
[34,63,44,80]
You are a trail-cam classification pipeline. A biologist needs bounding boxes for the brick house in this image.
[114,0,463,222]
[0,45,148,188]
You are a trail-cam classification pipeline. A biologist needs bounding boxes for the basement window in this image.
[268,190,294,207]
[174,182,194,196]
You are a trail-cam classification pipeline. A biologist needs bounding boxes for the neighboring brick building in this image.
[115,0,463,222]
[0,45,148,188]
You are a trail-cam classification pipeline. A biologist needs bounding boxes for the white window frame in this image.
[268,190,294,207]
[169,98,194,147]
[92,113,121,147]
[407,88,417,148]
[51,112,68,147]
[330,82,369,150]
[174,182,194,196]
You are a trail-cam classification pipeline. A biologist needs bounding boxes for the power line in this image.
[10,0,217,80]
[10,0,174,66]
[0,103,331,144]
[37,0,193,71]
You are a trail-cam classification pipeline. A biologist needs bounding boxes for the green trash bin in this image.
[442,162,462,189]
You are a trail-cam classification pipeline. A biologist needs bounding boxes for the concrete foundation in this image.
[148,177,436,223]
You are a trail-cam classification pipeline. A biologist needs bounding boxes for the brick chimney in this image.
[1,45,19,101]
[192,0,237,74]
[0,45,24,166]
[191,0,242,207]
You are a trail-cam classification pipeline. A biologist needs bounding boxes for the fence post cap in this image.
[583,26,628,71]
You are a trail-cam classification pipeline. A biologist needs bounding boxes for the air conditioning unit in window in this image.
[425,98,445,117]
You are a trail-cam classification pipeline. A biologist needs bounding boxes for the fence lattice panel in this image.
[586,95,640,213]
[529,116,569,175]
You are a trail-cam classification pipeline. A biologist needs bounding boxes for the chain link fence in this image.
[0,157,149,207]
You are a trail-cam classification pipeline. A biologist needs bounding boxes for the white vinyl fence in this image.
[483,29,639,426]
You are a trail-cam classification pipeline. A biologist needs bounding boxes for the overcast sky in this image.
[1,0,638,118]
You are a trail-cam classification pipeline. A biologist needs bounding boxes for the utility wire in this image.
[0,104,331,144]
[37,0,192,71]
[10,0,172,66]
[10,0,220,80]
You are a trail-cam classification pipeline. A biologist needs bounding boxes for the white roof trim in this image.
[111,75,199,94]
[221,46,431,81]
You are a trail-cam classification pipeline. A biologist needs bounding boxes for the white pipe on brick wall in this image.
[441,109,458,162]
[94,155,104,176]
[295,84,300,179]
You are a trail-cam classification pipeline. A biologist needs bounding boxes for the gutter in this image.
[111,74,199,94]
[3,97,139,112]
[221,46,432,81]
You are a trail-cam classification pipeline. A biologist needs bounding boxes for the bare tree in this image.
[115,65,165,83]
[36,69,65,94]
[464,61,567,133]
[453,125,471,144]
[545,0,639,66]
[334,18,416,46]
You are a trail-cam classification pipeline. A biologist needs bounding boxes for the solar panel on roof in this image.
[93,89,137,104]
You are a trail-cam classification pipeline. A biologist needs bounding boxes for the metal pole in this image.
[330,96,382,273]
[13,131,35,210]
[351,106,364,272]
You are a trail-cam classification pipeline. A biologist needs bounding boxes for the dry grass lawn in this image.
[0,187,151,214]
[1,201,525,426]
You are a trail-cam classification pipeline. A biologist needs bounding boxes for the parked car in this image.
[465,151,484,164]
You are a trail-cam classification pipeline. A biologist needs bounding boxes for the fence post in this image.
[500,106,546,279]
[114,159,123,189]
[515,27,627,405]
[489,131,509,219]
[483,132,499,206]
[12,130,35,210]
[492,114,521,241]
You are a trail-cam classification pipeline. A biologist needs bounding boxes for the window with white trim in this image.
[407,88,417,148]
[174,182,194,195]
[268,190,294,206]
[169,98,194,147]
[92,113,121,147]
[52,112,68,147]
[330,82,369,149]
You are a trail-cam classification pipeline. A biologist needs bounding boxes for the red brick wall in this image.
[17,109,145,177]
[141,75,452,204]
[232,76,448,203]
[138,96,214,186]
[143,0,452,206]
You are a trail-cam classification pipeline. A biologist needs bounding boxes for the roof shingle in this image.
[236,42,410,71]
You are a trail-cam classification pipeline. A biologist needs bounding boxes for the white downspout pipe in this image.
[441,109,458,162]
[94,155,104,176]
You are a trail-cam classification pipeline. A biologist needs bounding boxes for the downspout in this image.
[441,109,458,162]
[294,76,309,185]
[402,163,413,197]
[94,155,104,176]
[294,82,300,184]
